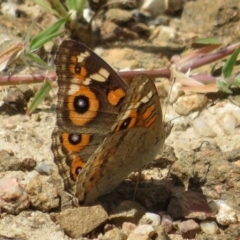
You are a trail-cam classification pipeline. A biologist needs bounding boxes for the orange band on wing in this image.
[107,88,126,106]
[145,114,157,128]
[69,56,88,82]
[68,86,99,126]
[143,105,155,120]
[71,156,86,181]
[143,105,157,128]
[62,132,90,152]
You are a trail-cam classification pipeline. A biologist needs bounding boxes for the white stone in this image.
[193,115,216,137]
[1,3,17,17]
[200,220,219,234]
[213,200,238,226]
[140,0,165,17]
[132,224,155,237]
[139,212,161,227]
[216,112,236,135]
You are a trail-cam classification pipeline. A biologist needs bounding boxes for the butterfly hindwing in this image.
[75,74,165,204]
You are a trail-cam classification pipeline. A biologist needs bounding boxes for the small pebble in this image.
[140,0,165,17]
[22,158,37,171]
[213,200,238,226]
[35,161,52,175]
[217,112,236,135]
[103,228,127,240]
[139,212,161,227]
[161,215,173,233]
[122,222,137,234]
[0,178,30,214]
[200,220,219,234]
[178,219,200,239]
[174,94,208,116]
[132,224,155,238]
[193,116,216,137]
[1,2,17,17]
[127,232,150,240]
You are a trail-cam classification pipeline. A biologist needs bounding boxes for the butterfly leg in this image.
[133,168,142,201]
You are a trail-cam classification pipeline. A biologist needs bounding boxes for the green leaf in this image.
[222,47,240,78]
[24,18,38,44]
[32,0,61,17]
[216,78,232,94]
[30,14,70,51]
[193,37,221,45]
[66,0,86,16]
[30,31,64,52]
[26,80,52,115]
[47,0,69,17]
[25,52,49,66]
[235,77,240,88]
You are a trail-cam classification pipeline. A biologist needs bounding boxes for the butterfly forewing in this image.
[52,40,128,195]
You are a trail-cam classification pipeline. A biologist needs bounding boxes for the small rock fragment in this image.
[139,212,161,227]
[35,161,52,175]
[200,220,219,234]
[167,190,214,220]
[26,176,59,212]
[140,0,165,17]
[51,205,108,238]
[178,219,201,239]
[213,200,238,226]
[103,228,127,240]
[161,215,173,233]
[127,232,150,240]
[0,178,30,214]
[132,224,155,238]
[174,94,208,116]
[0,150,22,171]
[21,158,37,171]
[122,222,137,234]
[154,225,170,240]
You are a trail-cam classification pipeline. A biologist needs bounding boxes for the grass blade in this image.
[222,47,240,78]
[26,80,51,115]
[30,14,70,51]
[25,52,49,66]
[193,37,221,45]
[66,0,86,16]
[32,0,61,17]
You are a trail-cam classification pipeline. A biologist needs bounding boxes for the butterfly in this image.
[51,40,166,204]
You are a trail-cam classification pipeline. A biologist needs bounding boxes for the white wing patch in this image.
[77,51,90,63]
